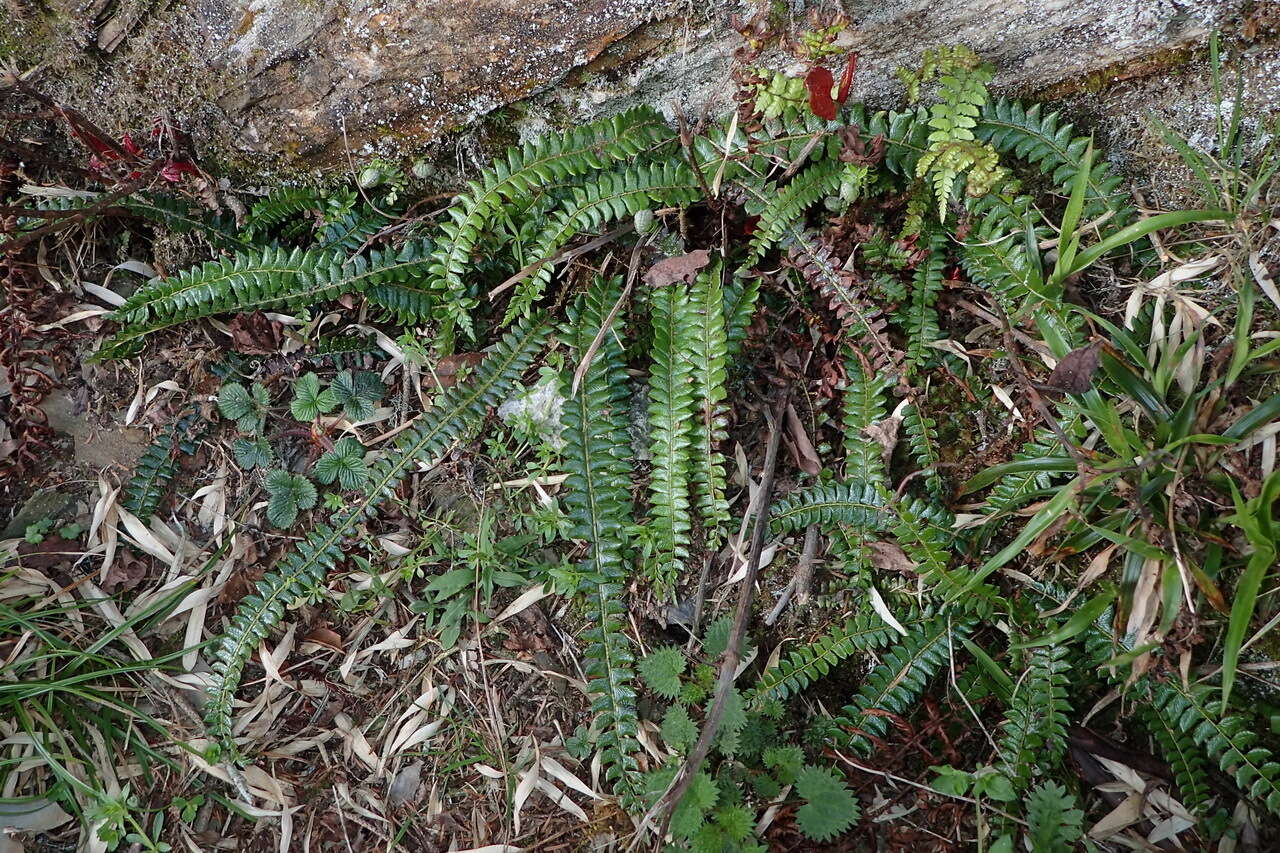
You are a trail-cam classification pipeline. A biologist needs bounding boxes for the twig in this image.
[639,387,791,843]
[764,523,818,626]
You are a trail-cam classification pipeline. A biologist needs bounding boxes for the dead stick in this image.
[653,387,791,837]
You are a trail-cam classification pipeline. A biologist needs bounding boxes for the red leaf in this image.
[836,53,858,104]
[805,66,837,121]
[120,132,142,157]
[160,160,199,183]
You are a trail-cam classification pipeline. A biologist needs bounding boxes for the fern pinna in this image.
[558,277,641,794]
[204,317,547,758]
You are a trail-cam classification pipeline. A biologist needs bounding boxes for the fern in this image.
[646,281,697,594]
[1141,702,1214,815]
[771,480,887,534]
[506,161,701,323]
[839,617,970,753]
[900,46,1006,219]
[722,271,760,357]
[900,228,947,371]
[244,186,323,237]
[688,258,731,544]
[121,414,203,521]
[977,98,1132,224]
[901,402,944,499]
[841,349,893,484]
[1025,782,1084,853]
[959,189,1054,314]
[753,607,934,703]
[204,316,548,757]
[891,497,1001,615]
[742,160,842,265]
[123,194,246,249]
[997,642,1071,790]
[559,278,641,794]
[98,242,435,359]
[1149,680,1280,814]
[316,205,390,253]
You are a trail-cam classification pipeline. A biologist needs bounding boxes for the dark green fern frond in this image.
[506,161,700,323]
[1142,701,1214,815]
[123,194,246,249]
[891,497,1001,615]
[857,107,930,178]
[977,98,1132,224]
[753,607,934,704]
[429,107,674,338]
[900,228,947,371]
[998,642,1071,790]
[121,414,203,521]
[688,258,731,544]
[244,186,323,237]
[841,350,893,484]
[901,402,944,499]
[771,480,887,534]
[742,160,843,265]
[205,316,548,758]
[723,272,760,358]
[1149,680,1280,814]
[839,617,970,754]
[98,241,435,359]
[559,277,641,795]
[959,190,1054,313]
[646,281,698,594]
[316,205,390,253]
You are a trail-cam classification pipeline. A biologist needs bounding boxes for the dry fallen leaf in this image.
[643,249,710,287]
[868,541,917,574]
[1045,341,1101,394]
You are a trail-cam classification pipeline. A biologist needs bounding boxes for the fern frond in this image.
[316,205,390,253]
[646,281,697,594]
[771,480,887,534]
[506,161,700,323]
[977,98,1133,224]
[1141,702,1214,815]
[688,258,731,544]
[959,190,1055,313]
[839,616,970,753]
[753,607,934,703]
[244,186,323,237]
[98,241,435,358]
[901,402,944,499]
[428,107,673,338]
[891,497,1001,615]
[788,232,902,378]
[742,160,842,265]
[998,642,1071,790]
[1149,680,1280,814]
[900,228,947,371]
[123,194,246,249]
[975,432,1067,521]
[722,272,760,357]
[857,107,930,178]
[841,349,893,484]
[121,414,203,521]
[204,316,548,757]
[560,277,641,795]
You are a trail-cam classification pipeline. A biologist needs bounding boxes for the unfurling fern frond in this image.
[507,161,701,323]
[205,316,548,758]
[753,607,934,703]
[839,617,970,753]
[742,160,842,265]
[688,258,731,544]
[1141,702,1214,815]
[121,414,204,521]
[998,642,1071,790]
[1149,680,1280,814]
[900,228,947,371]
[646,281,697,594]
[771,480,887,534]
[98,242,435,359]
[560,277,641,796]
[841,349,893,484]
[430,107,674,340]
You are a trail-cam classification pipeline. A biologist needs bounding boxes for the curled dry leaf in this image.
[643,249,710,287]
[1045,341,1101,394]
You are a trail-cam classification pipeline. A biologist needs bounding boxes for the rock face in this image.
[3,0,1276,171]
